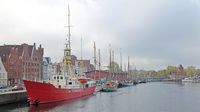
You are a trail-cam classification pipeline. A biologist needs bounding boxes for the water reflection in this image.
[28,101,67,112]
[28,95,95,112]
[0,101,29,112]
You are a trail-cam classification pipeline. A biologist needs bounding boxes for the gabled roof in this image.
[28,46,33,57]
[0,57,7,72]
[0,46,11,57]
[0,44,34,61]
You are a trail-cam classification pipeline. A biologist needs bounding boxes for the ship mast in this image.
[120,49,122,72]
[109,45,112,82]
[68,4,71,50]
[93,41,97,70]
[112,50,115,80]
[64,4,72,76]
[128,56,130,80]
[93,41,97,80]
[98,48,101,70]
[81,37,83,60]
[98,48,101,80]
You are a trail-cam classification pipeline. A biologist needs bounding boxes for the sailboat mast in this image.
[80,37,83,74]
[109,45,112,82]
[128,56,130,74]
[112,50,114,80]
[81,37,83,60]
[93,41,97,70]
[128,56,130,80]
[98,49,101,70]
[120,49,122,72]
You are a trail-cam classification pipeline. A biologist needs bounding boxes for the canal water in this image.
[1,82,200,112]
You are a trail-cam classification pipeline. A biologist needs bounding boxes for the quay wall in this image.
[0,90,27,105]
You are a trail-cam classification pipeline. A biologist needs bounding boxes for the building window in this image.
[69,82,72,85]
[54,77,56,79]
[60,76,63,79]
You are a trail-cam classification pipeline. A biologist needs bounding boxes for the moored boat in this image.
[23,79,96,105]
[23,6,96,105]
[118,81,134,88]
[101,81,118,92]
[182,77,193,82]
[101,47,118,92]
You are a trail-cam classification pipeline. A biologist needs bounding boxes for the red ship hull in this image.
[23,80,96,105]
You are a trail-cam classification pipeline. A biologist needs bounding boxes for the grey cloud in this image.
[1,0,200,70]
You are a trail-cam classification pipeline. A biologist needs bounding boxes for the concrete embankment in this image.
[0,90,27,105]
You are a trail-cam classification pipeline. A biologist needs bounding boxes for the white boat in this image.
[182,77,193,82]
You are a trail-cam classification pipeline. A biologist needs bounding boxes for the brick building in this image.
[85,70,128,82]
[76,60,94,73]
[70,55,94,74]
[85,70,108,80]
[0,43,43,85]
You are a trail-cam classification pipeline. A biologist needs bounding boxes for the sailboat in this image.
[101,47,118,92]
[118,56,132,88]
[23,6,96,105]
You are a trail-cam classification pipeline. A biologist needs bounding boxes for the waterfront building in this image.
[42,57,58,80]
[85,70,128,82]
[169,64,186,80]
[0,43,43,85]
[85,70,108,81]
[76,60,93,74]
[0,57,8,86]
[70,55,94,74]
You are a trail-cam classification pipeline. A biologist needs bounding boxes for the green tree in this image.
[158,69,167,76]
[166,66,177,74]
[185,66,196,76]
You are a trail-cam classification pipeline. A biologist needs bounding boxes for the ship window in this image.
[60,77,63,79]
[58,85,61,88]
[69,82,72,85]
[57,76,59,79]
[54,77,56,79]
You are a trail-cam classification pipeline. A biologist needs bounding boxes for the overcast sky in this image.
[0,0,200,70]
